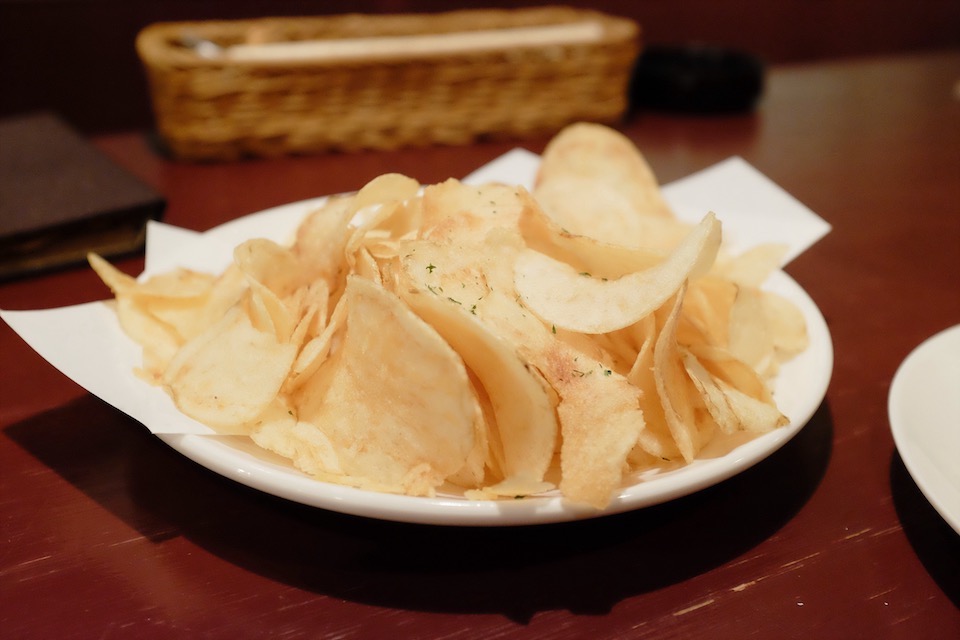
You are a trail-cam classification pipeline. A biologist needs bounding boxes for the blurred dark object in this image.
[630,44,765,114]
[1,1,958,134]
[0,112,165,281]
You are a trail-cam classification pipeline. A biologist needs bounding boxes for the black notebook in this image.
[0,112,166,280]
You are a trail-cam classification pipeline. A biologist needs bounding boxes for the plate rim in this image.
[888,323,960,534]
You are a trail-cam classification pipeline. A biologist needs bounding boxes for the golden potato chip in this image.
[454,283,644,507]
[653,286,705,463]
[250,398,341,476]
[687,343,775,404]
[163,305,298,432]
[534,177,693,248]
[292,195,356,290]
[419,179,531,243]
[284,291,347,394]
[518,194,666,279]
[547,344,647,508]
[681,349,740,435]
[89,253,249,375]
[447,369,493,489]
[352,172,420,213]
[626,314,682,462]
[715,243,788,288]
[234,238,304,298]
[113,296,182,381]
[514,212,722,334]
[676,276,738,349]
[763,290,810,357]
[728,285,777,377]
[146,265,247,344]
[536,122,674,219]
[291,276,478,496]
[399,267,559,489]
[89,252,214,300]
[712,378,788,433]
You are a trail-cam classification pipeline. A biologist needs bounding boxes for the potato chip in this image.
[546,342,647,508]
[514,212,722,334]
[728,285,777,377]
[534,177,693,249]
[676,275,738,349]
[536,122,674,219]
[715,243,788,288]
[712,378,788,433]
[88,253,250,376]
[250,398,341,476]
[518,194,667,279]
[448,369,493,489]
[163,305,298,433]
[627,314,682,462]
[399,267,559,489]
[289,276,478,496]
[292,195,356,291]
[652,286,706,462]
[89,252,214,300]
[283,292,346,394]
[687,343,775,404]
[681,349,740,435]
[148,266,247,344]
[763,290,810,357]
[419,179,530,243]
[234,238,304,298]
[352,172,420,213]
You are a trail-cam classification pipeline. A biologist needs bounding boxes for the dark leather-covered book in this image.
[0,112,165,280]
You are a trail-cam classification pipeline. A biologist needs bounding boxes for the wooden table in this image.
[2,51,958,639]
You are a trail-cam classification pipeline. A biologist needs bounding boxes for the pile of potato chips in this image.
[90,123,808,509]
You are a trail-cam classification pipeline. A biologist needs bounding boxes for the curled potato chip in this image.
[626,314,681,462]
[146,266,247,345]
[534,177,693,249]
[653,286,704,463]
[352,173,420,213]
[283,293,346,394]
[712,378,788,433]
[515,212,722,334]
[676,276,738,349]
[682,349,740,435]
[518,193,666,279]
[400,267,559,489]
[687,343,775,404]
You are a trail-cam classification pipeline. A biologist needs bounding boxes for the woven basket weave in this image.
[136,7,640,161]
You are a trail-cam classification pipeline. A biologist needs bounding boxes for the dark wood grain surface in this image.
[2,51,958,639]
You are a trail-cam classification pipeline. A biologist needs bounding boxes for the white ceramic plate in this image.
[145,199,834,526]
[889,324,960,534]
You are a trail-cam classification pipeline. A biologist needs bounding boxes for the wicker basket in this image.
[135,7,640,161]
